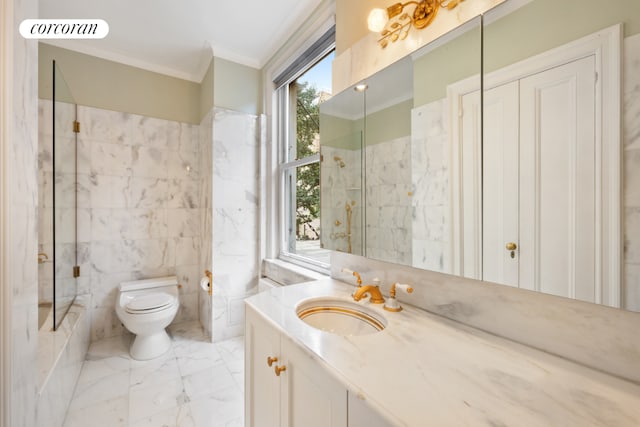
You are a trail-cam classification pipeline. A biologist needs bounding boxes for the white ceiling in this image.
[39,0,323,82]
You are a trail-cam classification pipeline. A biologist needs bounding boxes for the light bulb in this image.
[367,8,388,33]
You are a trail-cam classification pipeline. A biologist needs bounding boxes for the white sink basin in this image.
[296,297,387,336]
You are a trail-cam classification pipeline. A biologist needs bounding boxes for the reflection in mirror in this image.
[319,85,365,255]
[323,0,639,312]
[480,0,639,311]
[363,17,482,271]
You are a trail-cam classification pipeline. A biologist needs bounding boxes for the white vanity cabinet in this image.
[348,393,394,427]
[245,306,347,427]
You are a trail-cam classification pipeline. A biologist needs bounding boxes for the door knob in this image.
[274,365,287,376]
[267,356,278,367]
[505,242,517,251]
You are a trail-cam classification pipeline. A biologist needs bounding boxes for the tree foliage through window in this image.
[295,82,321,240]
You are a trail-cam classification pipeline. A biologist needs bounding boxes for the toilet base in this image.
[130,329,172,360]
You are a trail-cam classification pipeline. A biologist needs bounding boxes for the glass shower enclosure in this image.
[51,60,78,330]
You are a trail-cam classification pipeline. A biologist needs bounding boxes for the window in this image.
[276,37,334,270]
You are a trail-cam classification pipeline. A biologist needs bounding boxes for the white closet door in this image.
[482,81,520,287]
[519,55,596,301]
[460,90,482,280]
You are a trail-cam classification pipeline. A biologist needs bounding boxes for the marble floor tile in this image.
[74,355,131,384]
[63,396,128,427]
[130,348,181,389]
[183,363,237,403]
[174,341,225,377]
[68,370,130,411]
[188,386,244,427]
[63,322,244,427]
[129,404,195,427]
[129,377,188,422]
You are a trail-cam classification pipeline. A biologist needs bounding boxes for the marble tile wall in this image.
[36,296,90,427]
[624,34,640,312]
[320,146,363,255]
[365,137,412,265]
[210,108,261,342]
[2,1,39,426]
[38,101,203,341]
[5,0,39,424]
[198,110,214,339]
[411,100,451,273]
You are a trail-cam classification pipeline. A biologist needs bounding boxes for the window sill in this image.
[262,258,328,286]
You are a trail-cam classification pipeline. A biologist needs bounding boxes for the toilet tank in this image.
[120,276,178,293]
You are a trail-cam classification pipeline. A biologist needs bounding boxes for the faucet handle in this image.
[393,283,413,296]
[384,283,413,312]
[341,268,362,286]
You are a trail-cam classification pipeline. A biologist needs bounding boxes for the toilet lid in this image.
[125,292,175,314]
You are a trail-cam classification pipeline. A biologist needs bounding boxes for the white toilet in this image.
[115,276,180,360]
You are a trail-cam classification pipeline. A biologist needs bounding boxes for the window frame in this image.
[274,43,335,273]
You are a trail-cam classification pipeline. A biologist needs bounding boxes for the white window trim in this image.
[261,4,335,274]
[276,55,333,272]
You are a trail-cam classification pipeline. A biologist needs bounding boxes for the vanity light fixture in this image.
[368,0,466,48]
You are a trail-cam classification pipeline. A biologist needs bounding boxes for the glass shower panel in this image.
[52,61,78,330]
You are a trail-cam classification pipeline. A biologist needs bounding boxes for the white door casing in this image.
[448,24,621,306]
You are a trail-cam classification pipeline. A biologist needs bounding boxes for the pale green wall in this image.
[39,44,263,124]
[320,113,363,150]
[321,98,412,149]
[39,43,201,124]
[200,58,214,121]
[365,99,412,146]
[413,24,481,107]
[213,57,262,115]
[406,0,640,107]
[53,61,75,104]
[485,0,640,73]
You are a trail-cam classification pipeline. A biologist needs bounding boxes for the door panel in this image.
[519,56,596,301]
[245,308,281,427]
[483,81,520,286]
[460,90,483,280]
[348,392,394,427]
[281,337,347,427]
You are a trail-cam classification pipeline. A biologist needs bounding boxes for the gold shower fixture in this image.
[334,156,345,168]
[368,0,466,48]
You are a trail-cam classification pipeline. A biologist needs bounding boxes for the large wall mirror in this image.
[319,83,365,255]
[321,0,640,312]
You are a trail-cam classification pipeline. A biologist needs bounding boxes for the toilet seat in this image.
[125,292,175,314]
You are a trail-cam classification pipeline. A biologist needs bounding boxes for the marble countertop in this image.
[245,279,640,427]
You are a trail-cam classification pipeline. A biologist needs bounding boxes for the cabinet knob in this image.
[274,365,287,376]
[267,356,278,367]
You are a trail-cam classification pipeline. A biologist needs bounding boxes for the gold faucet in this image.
[352,285,385,304]
[341,268,362,286]
[38,252,49,264]
[384,283,413,312]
